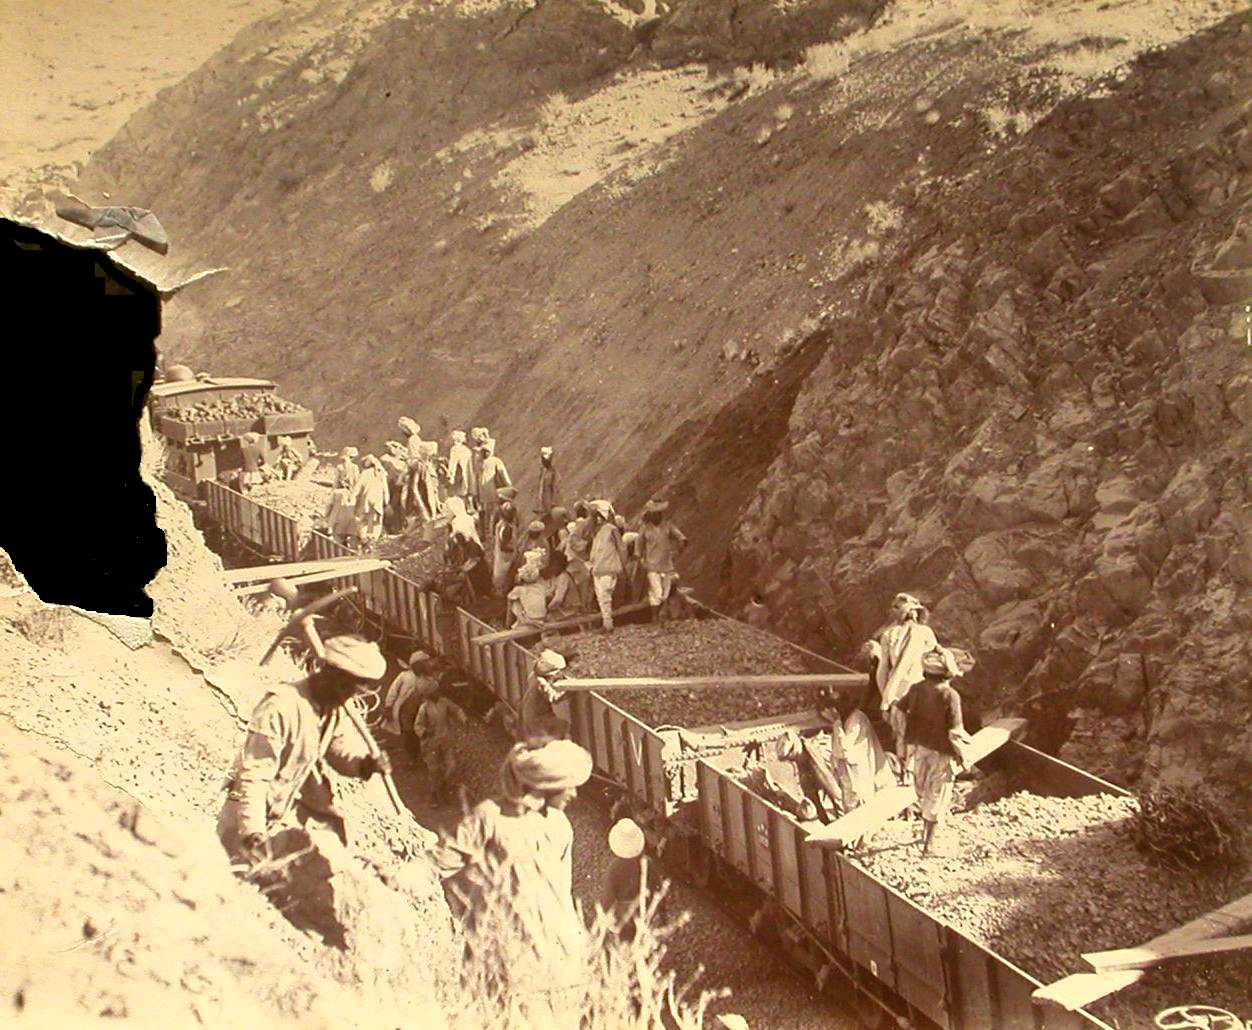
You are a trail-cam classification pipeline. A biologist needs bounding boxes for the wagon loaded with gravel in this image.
[192,448,1249,1030]
[148,368,315,502]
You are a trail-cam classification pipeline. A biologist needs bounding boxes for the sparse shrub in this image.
[1133,785,1244,877]
[439,851,724,1029]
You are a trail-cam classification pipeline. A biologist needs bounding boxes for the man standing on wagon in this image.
[636,499,687,624]
[875,592,939,773]
[587,500,628,633]
[902,646,975,856]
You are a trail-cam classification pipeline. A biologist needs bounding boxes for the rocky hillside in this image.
[729,18,1252,807]
[56,0,1249,805]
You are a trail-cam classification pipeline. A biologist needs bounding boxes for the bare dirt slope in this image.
[0,0,316,206]
[0,467,456,1025]
[64,1,1234,499]
[49,0,1249,810]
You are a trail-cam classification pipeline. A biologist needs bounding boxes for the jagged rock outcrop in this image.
[729,18,1252,807]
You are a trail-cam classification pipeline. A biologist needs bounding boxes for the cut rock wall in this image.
[729,19,1252,808]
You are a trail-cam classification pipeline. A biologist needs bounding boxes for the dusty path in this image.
[385,709,856,1028]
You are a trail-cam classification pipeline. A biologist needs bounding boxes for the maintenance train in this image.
[192,475,1120,1030]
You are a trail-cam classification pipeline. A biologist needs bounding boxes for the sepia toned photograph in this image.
[0,0,1249,1027]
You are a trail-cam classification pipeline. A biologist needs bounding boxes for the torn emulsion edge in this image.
[0,544,156,650]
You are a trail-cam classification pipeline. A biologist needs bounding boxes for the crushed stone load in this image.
[161,392,304,422]
[375,526,446,586]
[247,479,332,540]
[853,790,1252,1026]
[563,618,819,728]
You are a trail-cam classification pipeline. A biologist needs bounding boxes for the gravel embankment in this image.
[563,620,823,728]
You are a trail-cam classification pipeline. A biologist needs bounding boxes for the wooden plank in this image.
[1036,891,1252,1010]
[558,673,869,693]
[887,892,951,1028]
[949,933,997,1030]
[1003,740,1132,799]
[698,762,725,855]
[843,862,896,987]
[954,717,1027,767]
[1163,890,1252,944]
[507,645,527,709]
[471,603,652,644]
[224,558,370,584]
[806,718,1029,847]
[1083,933,1252,972]
[773,814,802,918]
[232,559,388,594]
[490,643,507,698]
[722,774,749,878]
[805,786,917,847]
[798,829,830,937]
[402,577,420,635]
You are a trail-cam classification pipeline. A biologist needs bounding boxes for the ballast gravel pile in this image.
[161,393,304,422]
[563,619,821,728]
[852,789,1250,1026]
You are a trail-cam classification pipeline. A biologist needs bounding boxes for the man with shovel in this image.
[217,634,393,868]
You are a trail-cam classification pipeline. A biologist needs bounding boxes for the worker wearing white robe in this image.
[828,707,895,812]
[352,456,389,545]
[477,439,512,542]
[875,593,938,766]
[433,740,592,1027]
[333,447,360,491]
[446,430,474,503]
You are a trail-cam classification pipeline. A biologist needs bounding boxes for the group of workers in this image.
[808,591,975,855]
[320,419,690,634]
[217,415,975,1011]
[485,495,689,637]
[320,420,517,548]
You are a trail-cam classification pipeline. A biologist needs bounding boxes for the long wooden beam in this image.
[1083,933,1252,972]
[1034,891,1252,1010]
[473,603,653,645]
[224,556,371,584]
[957,717,1027,766]
[558,673,868,692]
[805,718,1027,847]
[234,559,389,595]
[805,785,918,846]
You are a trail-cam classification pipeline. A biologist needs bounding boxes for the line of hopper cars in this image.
[196,477,1123,1030]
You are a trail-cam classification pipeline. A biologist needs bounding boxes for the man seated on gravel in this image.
[902,646,975,856]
